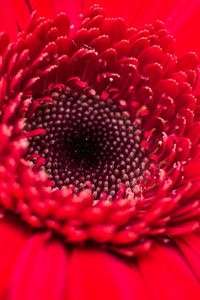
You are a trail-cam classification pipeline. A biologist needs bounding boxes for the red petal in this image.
[167,1,200,54]
[9,234,68,300]
[10,0,32,31]
[139,242,200,300]
[176,234,200,280]
[0,216,29,297]
[67,248,148,300]
[0,0,18,39]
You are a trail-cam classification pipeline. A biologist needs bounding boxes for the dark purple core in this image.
[26,87,148,199]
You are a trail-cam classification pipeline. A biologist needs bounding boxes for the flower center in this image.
[26,86,149,199]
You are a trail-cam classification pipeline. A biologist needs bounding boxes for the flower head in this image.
[0,4,200,257]
[1,3,200,300]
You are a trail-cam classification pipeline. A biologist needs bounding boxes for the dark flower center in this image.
[26,86,149,199]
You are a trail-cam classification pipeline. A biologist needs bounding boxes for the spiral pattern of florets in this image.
[26,86,149,199]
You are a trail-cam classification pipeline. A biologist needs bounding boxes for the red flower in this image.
[1,2,200,300]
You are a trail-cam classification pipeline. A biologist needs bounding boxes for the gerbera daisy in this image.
[0,1,200,300]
